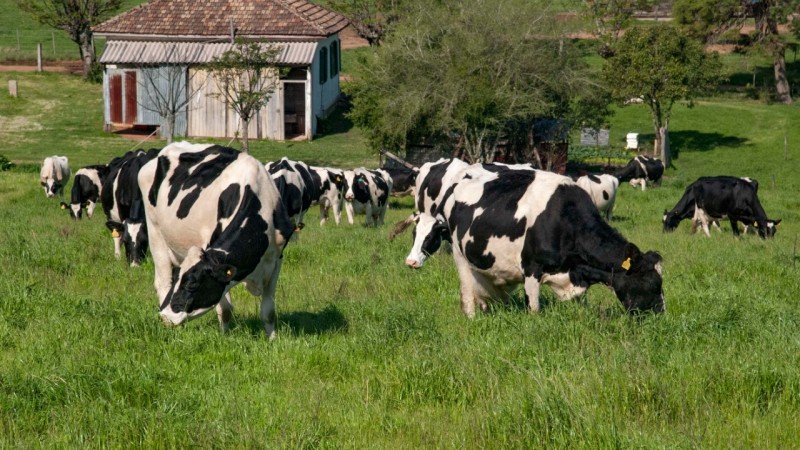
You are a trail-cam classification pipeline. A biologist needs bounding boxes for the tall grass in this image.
[1,70,799,447]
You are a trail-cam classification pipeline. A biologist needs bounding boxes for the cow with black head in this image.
[615,155,664,191]
[61,164,108,219]
[308,166,345,225]
[342,168,392,226]
[40,156,70,198]
[138,142,294,337]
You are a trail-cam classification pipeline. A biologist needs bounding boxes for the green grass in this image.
[2,69,800,447]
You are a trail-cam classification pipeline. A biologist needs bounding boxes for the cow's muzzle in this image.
[405,258,422,269]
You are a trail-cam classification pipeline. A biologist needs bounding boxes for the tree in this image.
[603,24,722,166]
[348,0,604,163]
[324,0,407,46]
[205,40,284,153]
[16,0,122,79]
[135,45,205,144]
[673,0,800,104]
[583,0,659,57]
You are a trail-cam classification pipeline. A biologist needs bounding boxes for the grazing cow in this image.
[414,158,470,215]
[343,168,393,226]
[663,176,780,238]
[40,156,70,198]
[309,166,345,225]
[403,169,665,316]
[101,149,159,266]
[382,165,419,197]
[61,164,108,219]
[575,173,619,220]
[615,156,664,191]
[266,158,318,230]
[138,142,294,337]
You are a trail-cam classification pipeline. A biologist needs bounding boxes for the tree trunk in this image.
[754,2,792,104]
[164,113,175,144]
[241,117,250,153]
[77,29,95,79]
[659,126,670,167]
[773,48,792,104]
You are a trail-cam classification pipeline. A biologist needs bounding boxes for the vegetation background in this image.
[1,1,800,448]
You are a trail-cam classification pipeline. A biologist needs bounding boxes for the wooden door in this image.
[109,74,123,123]
[124,71,137,124]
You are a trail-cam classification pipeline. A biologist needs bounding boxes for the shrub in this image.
[0,154,15,171]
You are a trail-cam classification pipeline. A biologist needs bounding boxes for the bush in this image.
[0,154,15,171]
[569,146,634,165]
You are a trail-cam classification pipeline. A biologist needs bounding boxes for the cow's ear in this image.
[212,264,237,283]
[60,202,68,209]
[774,219,782,227]
[622,243,641,271]
[105,220,123,232]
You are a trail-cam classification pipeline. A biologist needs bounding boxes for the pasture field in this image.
[2,71,800,448]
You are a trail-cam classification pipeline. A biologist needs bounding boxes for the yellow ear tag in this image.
[336,176,341,182]
[621,258,631,271]
[60,204,66,209]
[294,225,301,232]
[111,229,120,238]
[226,269,233,277]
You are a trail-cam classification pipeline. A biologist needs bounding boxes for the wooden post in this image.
[380,149,417,170]
[785,132,788,161]
[37,43,43,72]
[51,31,55,55]
[8,80,18,97]
[16,29,20,51]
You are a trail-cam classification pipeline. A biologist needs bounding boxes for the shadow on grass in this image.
[237,304,348,336]
[314,97,354,138]
[637,131,748,160]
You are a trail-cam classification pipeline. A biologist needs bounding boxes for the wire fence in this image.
[0,28,100,61]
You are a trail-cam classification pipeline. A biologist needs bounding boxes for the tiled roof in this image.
[100,40,317,65]
[93,0,349,38]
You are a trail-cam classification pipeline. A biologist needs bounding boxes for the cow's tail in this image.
[388,214,416,241]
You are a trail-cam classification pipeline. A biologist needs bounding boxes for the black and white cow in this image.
[101,149,159,266]
[615,155,664,191]
[60,164,108,219]
[404,168,665,316]
[40,156,70,198]
[138,142,294,337]
[308,166,345,225]
[663,176,779,238]
[266,158,318,230]
[343,168,393,226]
[414,158,470,215]
[575,173,619,221]
[382,165,419,197]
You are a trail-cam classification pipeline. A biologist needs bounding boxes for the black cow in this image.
[615,155,664,191]
[663,176,780,238]
[139,142,294,337]
[61,164,108,219]
[404,168,665,316]
[382,166,419,197]
[101,148,160,266]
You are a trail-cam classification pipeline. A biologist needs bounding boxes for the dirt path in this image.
[0,61,83,74]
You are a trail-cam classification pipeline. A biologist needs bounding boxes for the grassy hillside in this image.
[1,69,800,447]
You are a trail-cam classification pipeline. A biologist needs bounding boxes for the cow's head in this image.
[662,209,681,232]
[754,219,781,239]
[343,171,370,203]
[404,212,449,269]
[106,218,148,267]
[159,247,237,326]
[611,245,665,313]
[61,200,95,220]
[41,178,62,198]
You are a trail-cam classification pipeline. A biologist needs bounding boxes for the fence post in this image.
[37,43,43,72]
[9,80,18,97]
[16,29,20,51]
[52,31,56,55]
[785,132,788,161]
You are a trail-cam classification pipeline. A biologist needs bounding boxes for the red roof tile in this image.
[94,0,349,38]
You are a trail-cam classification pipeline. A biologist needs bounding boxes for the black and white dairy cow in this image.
[308,166,345,225]
[575,173,619,220]
[266,158,318,230]
[40,155,70,198]
[615,155,664,191]
[61,164,108,219]
[382,165,419,197]
[663,176,780,238]
[414,158,470,215]
[343,168,393,226]
[138,142,294,337]
[404,168,665,316]
[101,148,160,266]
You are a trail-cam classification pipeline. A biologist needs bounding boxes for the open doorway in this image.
[283,82,306,140]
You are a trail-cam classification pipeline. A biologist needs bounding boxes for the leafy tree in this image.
[583,0,659,57]
[323,0,407,46]
[206,40,284,153]
[348,0,604,163]
[16,0,122,79]
[603,24,722,166]
[673,0,800,104]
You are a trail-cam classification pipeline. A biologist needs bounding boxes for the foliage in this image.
[205,39,285,153]
[603,24,723,165]
[568,145,634,165]
[348,0,606,162]
[0,154,15,171]
[583,0,659,57]
[15,0,123,78]
[321,0,408,46]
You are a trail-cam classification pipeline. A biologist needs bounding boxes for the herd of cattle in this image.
[38,145,780,336]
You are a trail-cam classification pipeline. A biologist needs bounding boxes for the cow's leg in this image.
[319,202,329,226]
[332,199,342,225]
[344,201,355,225]
[216,291,234,332]
[364,202,374,227]
[640,179,647,192]
[113,234,122,259]
[452,249,487,318]
[377,204,387,226]
[148,229,174,305]
[260,260,282,340]
[729,218,741,237]
[524,276,542,313]
[86,201,96,219]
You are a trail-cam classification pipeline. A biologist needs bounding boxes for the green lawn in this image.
[2,69,800,447]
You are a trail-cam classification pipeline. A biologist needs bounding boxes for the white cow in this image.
[40,156,70,198]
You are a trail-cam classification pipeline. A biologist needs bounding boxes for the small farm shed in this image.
[93,0,349,141]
